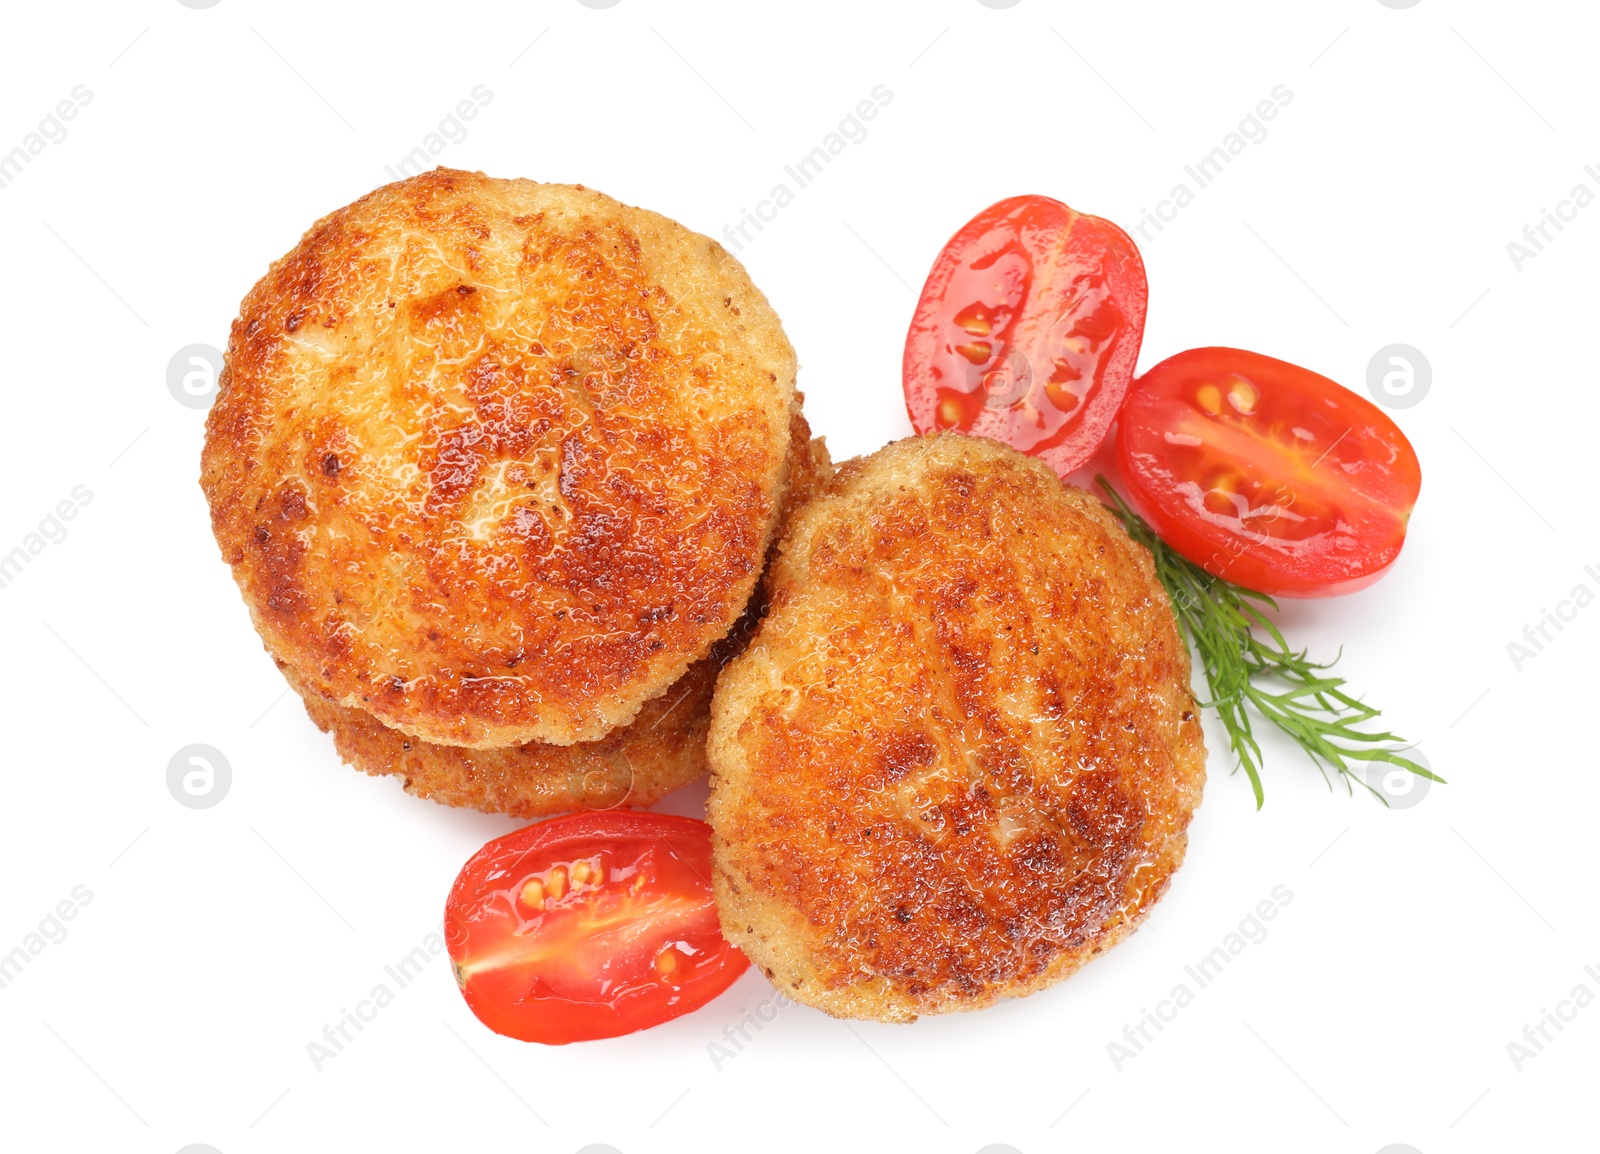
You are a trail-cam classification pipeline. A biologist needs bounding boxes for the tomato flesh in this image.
[904,195,1148,476]
[444,812,748,1044]
[1115,347,1422,597]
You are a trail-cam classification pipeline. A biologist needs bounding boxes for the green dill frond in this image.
[1096,478,1441,809]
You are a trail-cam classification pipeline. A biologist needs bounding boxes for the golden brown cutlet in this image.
[708,432,1206,1022]
[202,169,797,749]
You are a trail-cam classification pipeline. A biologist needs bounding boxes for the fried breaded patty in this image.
[287,420,833,818]
[202,169,797,749]
[708,433,1206,1022]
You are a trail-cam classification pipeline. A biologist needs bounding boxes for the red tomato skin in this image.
[1114,347,1423,598]
[444,812,749,1045]
[903,195,1148,478]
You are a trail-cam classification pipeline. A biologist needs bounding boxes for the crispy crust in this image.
[202,169,796,748]
[286,655,717,817]
[708,433,1206,1022]
[771,416,832,555]
[288,422,833,819]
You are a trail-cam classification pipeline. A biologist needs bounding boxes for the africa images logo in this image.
[0,85,92,192]
[1107,885,1294,1071]
[0,485,93,593]
[719,85,893,254]
[1505,161,1600,272]
[1506,562,1600,672]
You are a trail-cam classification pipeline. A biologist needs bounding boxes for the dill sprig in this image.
[1097,478,1440,808]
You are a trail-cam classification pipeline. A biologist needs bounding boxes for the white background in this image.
[0,2,1594,1152]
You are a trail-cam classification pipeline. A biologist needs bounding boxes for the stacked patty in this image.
[202,169,815,814]
[283,413,831,817]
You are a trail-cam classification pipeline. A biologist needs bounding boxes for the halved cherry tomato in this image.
[903,194,1148,476]
[1115,347,1422,597]
[444,812,748,1044]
